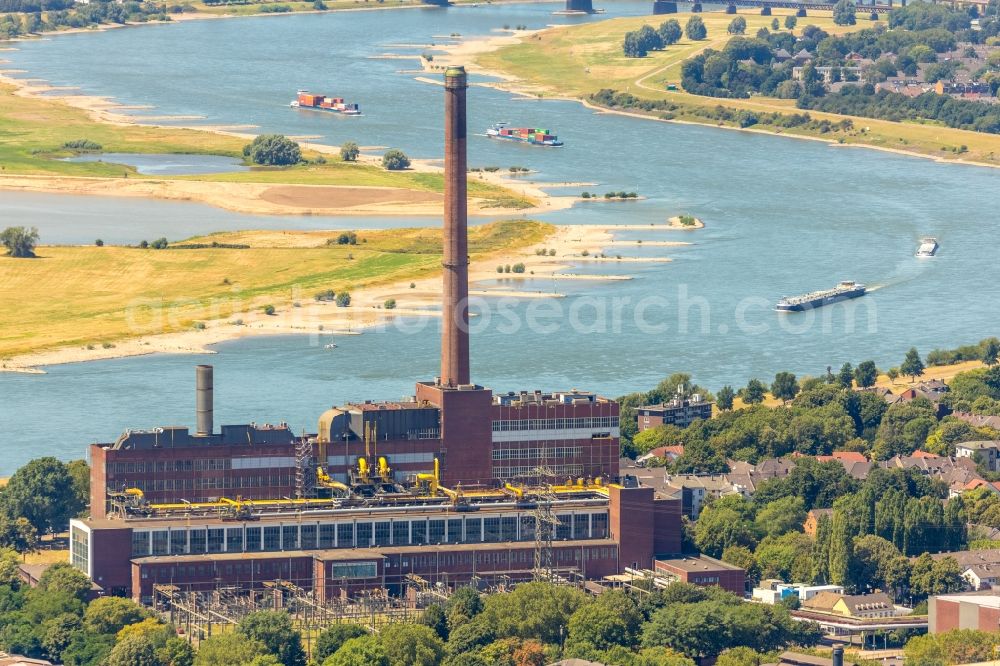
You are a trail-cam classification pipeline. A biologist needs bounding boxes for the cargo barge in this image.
[290,90,360,115]
[486,123,563,147]
[916,237,939,258]
[776,281,867,312]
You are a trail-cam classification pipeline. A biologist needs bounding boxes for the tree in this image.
[565,591,642,657]
[37,562,92,601]
[901,347,925,382]
[833,0,856,25]
[695,504,758,557]
[382,149,410,170]
[685,15,707,40]
[83,596,149,634]
[419,604,448,641]
[904,629,1000,666]
[623,31,647,57]
[771,372,800,403]
[94,239,104,247]
[477,582,588,644]
[727,16,746,34]
[237,611,306,666]
[784,15,797,29]
[887,367,900,383]
[106,634,157,666]
[324,635,387,666]
[380,623,444,666]
[658,19,682,45]
[194,633,270,666]
[1,226,39,258]
[983,338,1000,367]
[837,362,854,388]
[717,385,735,411]
[445,586,484,632]
[740,379,767,405]
[1,457,86,534]
[855,360,878,389]
[316,624,368,662]
[771,17,779,29]
[722,545,760,584]
[340,141,360,162]
[242,134,301,166]
[755,496,807,538]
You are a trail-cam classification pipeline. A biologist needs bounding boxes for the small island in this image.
[668,214,704,230]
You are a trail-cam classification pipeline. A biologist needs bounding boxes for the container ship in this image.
[775,281,867,312]
[290,90,360,115]
[916,237,939,258]
[486,123,563,147]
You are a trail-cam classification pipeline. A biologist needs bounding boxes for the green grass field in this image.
[0,83,533,205]
[477,11,1000,165]
[0,220,553,359]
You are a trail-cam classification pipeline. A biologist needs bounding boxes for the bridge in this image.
[790,609,928,644]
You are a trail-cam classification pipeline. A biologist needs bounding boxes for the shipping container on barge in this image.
[486,123,563,146]
[775,281,867,312]
[290,90,361,115]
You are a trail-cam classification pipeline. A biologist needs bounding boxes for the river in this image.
[0,1,998,472]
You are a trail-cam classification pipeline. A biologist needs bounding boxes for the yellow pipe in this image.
[504,483,524,499]
[125,488,144,498]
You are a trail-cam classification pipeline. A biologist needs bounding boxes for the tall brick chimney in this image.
[441,65,470,387]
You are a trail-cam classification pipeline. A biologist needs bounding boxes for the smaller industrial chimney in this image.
[196,364,213,436]
[832,647,844,666]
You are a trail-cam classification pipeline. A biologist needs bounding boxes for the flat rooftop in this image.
[81,492,612,529]
[655,555,744,573]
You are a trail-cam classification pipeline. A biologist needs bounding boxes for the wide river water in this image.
[1,1,998,472]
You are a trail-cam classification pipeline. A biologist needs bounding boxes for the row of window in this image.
[491,417,619,432]
[491,447,582,461]
[116,475,294,493]
[109,456,294,476]
[137,546,619,586]
[492,465,584,479]
[131,512,610,557]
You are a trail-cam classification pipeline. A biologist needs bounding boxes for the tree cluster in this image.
[242,134,301,166]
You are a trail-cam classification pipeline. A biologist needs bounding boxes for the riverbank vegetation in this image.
[474,7,1000,165]
[0,220,552,359]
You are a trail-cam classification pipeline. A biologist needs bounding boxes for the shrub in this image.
[139,240,149,249]
[193,321,206,330]
[263,305,276,316]
[243,134,301,166]
[760,5,771,15]
[336,292,351,307]
[62,139,102,151]
[381,149,410,170]
[1,226,39,258]
[340,141,360,162]
[409,282,416,288]
[330,232,358,245]
[150,237,168,250]
[548,248,556,256]
[313,0,326,8]
[384,298,396,309]
[725,3,735,12]
[259,3,291,11]
[511,263,526,273]
[581,249,590,257]
[95,239,104,247]
[315,289,336,301]
[581,191,591,199]
[497,265,504,273]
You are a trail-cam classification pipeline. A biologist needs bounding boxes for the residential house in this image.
[886,380,951,417]
[929,591,1000,633]
[803,508,834,537]
[663,474,741,518]
[953,412,1000,431]
[956,441,1000,472]
[636,394,712,432]
[636,445,684,466]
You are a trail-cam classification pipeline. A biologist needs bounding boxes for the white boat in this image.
[916,237,939,258]
[324,343,338,350]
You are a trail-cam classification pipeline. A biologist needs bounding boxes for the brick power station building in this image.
[71,66,682,603]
